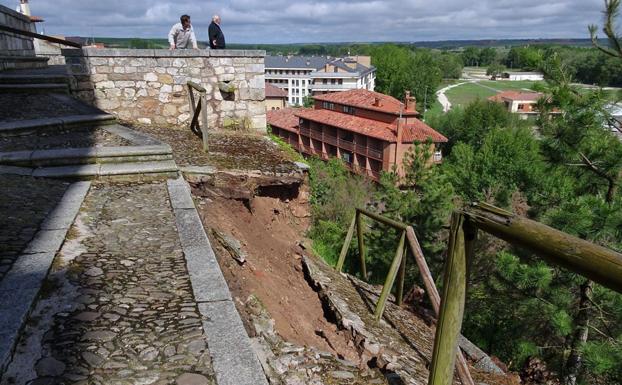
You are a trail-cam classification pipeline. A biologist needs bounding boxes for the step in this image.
[0,74,70,85]
[0,160,179,180]
[0,83,69,94]
[0,114,117,136]
[0,145,174,167]
[0,56,49,71]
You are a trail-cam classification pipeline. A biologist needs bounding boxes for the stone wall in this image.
[62,48,267,131]
[0,5,37,70]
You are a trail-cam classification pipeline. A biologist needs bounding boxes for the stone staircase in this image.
[0,71,178,180]
[0,67,72,95]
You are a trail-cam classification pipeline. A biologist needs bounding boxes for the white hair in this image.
[212,15,221,22]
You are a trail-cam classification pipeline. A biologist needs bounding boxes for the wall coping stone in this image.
[62,48,265,58]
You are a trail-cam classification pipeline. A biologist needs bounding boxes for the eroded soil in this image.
[193,190,362,364]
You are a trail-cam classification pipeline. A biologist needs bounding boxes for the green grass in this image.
[444,83,498,108]
[480,80,541,92]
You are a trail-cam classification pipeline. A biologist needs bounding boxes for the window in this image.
[343,106,355,114]
[341,152,352,163]
[517,104,525,110]
[322,102,335,110]
[331,79,336,85]
[323,79,328,84]
[338,79,343,85]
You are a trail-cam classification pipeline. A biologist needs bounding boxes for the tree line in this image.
[304,2,622,382]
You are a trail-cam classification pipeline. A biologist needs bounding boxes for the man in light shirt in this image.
[168,15,198,50]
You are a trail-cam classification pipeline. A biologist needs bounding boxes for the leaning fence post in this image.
[428,212,468,385]
[200,92,209,152]
[374,230,406,321]
[356,210,368,280]
[336,214,357,272]
[396,242,407,306]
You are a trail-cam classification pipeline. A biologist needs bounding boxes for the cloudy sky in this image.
[0,0,610,43]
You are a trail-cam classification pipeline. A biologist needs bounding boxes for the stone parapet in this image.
[0,5,38,70]
[62,48,267,131]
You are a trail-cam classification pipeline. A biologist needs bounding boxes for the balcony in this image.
[338,139,355,151]
[300,127,310,136]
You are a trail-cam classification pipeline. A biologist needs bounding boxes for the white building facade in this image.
[265,55,376,106]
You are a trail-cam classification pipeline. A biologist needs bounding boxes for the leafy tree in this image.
[479,47,498,66]
[486,63,506,78]
[462,47,481,66]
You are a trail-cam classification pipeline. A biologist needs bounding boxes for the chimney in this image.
[404,91,416,111]
[20,0,31,16]
[397,103,405,144]
[373,97,382,107]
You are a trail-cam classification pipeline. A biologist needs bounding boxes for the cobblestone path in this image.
[0,175,69,282]
[2,182,215,385]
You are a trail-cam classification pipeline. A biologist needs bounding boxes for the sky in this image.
[0,0,610,44]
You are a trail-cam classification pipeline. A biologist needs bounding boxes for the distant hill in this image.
[70,37,594,51]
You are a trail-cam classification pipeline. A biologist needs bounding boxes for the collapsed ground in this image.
[132,125,521,385]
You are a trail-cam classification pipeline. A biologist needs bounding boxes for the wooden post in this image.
[406,227,441,313]
[407,226,476,385]
[200,93,209,152]
[428,212,468,385]
[464,203,622,293]
[374,230,406,321]
[396,243,407,306]
[336,215,357,272]
[356,211,368,280]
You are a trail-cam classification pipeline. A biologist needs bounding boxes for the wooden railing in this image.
[337,208,475,385]
[339,204,622,385]
[187,81,208,151]
[428,203,622,385]
[0,24,82,48]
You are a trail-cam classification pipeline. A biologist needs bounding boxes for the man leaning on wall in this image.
[168,14,198,50]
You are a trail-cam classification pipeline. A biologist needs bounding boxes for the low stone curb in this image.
[0,160,179,179]
[0,181,90,377]
[0,114,116,136]
[167,177,268,385]
[0,145,172,166]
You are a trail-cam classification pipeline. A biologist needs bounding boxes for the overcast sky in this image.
[0,0,610,43]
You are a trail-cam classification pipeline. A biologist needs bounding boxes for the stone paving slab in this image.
[0,180,89,376]
[167,177,267,385]
[198,301,269,385]
[0,175,71,281]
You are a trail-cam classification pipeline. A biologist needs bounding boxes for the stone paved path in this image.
[0,175,69,282]
[2,181,215,385]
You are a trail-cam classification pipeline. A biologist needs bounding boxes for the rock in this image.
[139,347,159,362]
[74,312,101,322]
[175,373,210,385]
[330,370,355,379]
[186,339,206,356]
[35,357,66,377]
[84,267,103,277]
[82,330,117,342]
[82,351,105,367]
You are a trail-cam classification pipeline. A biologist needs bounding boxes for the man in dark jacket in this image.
[208,15,226,49]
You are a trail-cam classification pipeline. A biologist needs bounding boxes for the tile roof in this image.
[267,108,304,133]
[294,109,447,143]
[489,90,544,102]
[313,89,418,116]
[265,82,288,98]
[265,55,331,70]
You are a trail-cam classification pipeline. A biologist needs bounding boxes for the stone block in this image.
[158,74,174,84]
[198,301,268,385]
[23,229,67,254]
[245,63,264,73]
[144,72,158,82]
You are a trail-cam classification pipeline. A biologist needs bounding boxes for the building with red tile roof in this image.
[265,82,288,111]
[488,91,545,119]
[267,89,447,181]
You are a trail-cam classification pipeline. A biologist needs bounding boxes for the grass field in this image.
[480,80,541,92]
[444,82,498,108]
